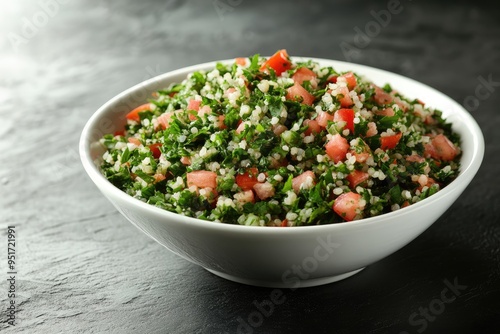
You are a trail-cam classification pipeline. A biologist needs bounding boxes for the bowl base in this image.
[205,267,365,288]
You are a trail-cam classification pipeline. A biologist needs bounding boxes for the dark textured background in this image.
[1,0,499,333]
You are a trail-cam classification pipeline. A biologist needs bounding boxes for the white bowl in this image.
[80,58,484,288]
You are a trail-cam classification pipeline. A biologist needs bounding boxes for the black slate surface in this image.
[1,0,499,333]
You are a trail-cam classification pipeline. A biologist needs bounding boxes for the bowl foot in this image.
[205,267,365,288]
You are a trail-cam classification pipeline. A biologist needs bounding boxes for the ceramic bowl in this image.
[80,58,484,288]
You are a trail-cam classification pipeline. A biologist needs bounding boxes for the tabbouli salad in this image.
[98,49,461,226]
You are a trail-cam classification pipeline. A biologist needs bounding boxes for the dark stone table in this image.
[1,0,499,333]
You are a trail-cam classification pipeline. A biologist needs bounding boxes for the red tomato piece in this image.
[425,134,458,161]
[286,82,315,106]
[180,156,191,166]
[346,170,370,189]
[253,182,275,200]
[292,67,318,88]
[114,129,125,137]
[333,192,364,222]
[325,134,349,163]
[259,49,292,76]
[292,171,316,193]
[406,154,425,163]
[198,105,212,118]
[339,72,357,89]
[236,121,249,134]
[380,132,402,150]
[338,86,353,107]
[316,111,334,128]
[234,190,255,205]
[417,177,436,192]
[187,100,201,111]
[153,174,166,183]
[235,57,247,66]
[375,107,395,116]
[373,86,393,105]
[303,119,321,135]
[126,103,151,123]
[327,75,338,83]
[235,168,259,191]
[157,111,174,130]
[148,143,162,159]
[272,124,288,136]
[217,115,226,129]
[127,137,141,146]
[334,108,355,134]
[186,171,217,189]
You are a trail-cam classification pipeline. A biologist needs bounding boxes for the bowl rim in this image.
[79,56,485,234]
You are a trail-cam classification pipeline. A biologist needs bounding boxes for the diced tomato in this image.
[272,124,288,136]
[187,100,201,111]
[348,139,371,163]
[198,105,212,118]
[286,82,315,106]
[234,190,255,205]
[126,103,152,123]
[217,115,227,130]
[316,111,334,128]
[339,72,357,89]
[325,134,349,163]
[114,129,125,137]
[186,171,217,189]
[235,57,247,66]
[259,49,292,76]
[303,119,321,135]
[346,170,370,189]
[334,108,355,134]
[376,107,395,116]
[394,97,408,112]
[235,168,259,191]
[366,122,378,137]
[327,75,338,83]
[253,182,275,200]
[424,134,458,161]
[157,111,174,130]
[373,86,393,105]
[352,151,370,163]
[292,171,316,193]
[416,176,436,192]
[236,121,249,134]
[180,156,191,165]
[224,87,237,99]
[148,143,162,159]
[380,132,402,150]
[338,86,353,107]
[281,219,288,227]
[128,137,141,146]
[153,173,166,183]
[292,67,318,88]
[406,154,425,163]
[333,192,364,222]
